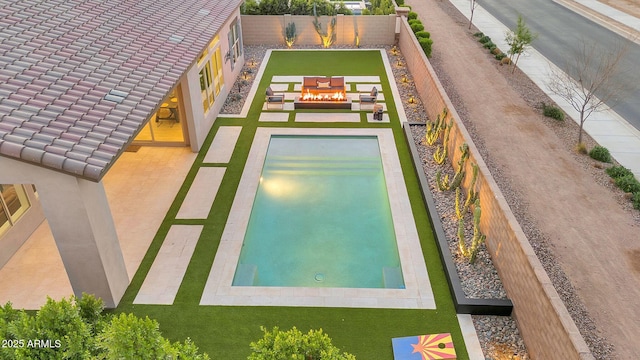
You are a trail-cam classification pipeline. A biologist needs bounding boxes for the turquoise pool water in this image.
[233,135,404,288]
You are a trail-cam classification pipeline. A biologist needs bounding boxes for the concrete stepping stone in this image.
[259,112,289,122]
[134,225,203,305]
[176,167,226,219]
[203,126,242,163]
[295,113,361,122]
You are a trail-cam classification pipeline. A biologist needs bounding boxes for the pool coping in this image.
[200,127,436,309]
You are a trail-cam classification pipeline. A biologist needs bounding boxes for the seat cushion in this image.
[370,86,378,96]
[303,77,317,87]
[330,77,344,87]
[360,96,375,103]
[268,95,283,102]
[266,87,274,96]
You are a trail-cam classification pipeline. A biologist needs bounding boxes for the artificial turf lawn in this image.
[113,50,470,359]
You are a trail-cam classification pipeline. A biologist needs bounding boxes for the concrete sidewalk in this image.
[449,0,640,179]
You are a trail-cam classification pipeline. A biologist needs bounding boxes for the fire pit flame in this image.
[301,89,346,102]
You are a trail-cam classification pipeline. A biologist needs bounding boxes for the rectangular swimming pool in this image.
[201,128,434,309]
[232,135,404,288]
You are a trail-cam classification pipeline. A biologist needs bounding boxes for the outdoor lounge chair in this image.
[265,86,285,109]
[359,86,378,109]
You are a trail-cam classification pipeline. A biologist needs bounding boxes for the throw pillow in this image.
[317,81,330,89]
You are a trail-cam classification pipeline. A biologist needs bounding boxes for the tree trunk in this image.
[512,53,521,74]
[578,112,585,145]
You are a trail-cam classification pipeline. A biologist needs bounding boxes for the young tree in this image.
[546,38,635,146]
[505,15,537,73]
[468,0,478,30]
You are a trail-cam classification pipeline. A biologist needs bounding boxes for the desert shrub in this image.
[495,53,506,60]
[500,57,512,65]
[410,22,424,33]
[478,35,491,43]
[491,47,502,55]
[542,103,565,121]
[614,175,640,193]
[483,41,495,49]
[415,30,430,38]
[589,145,612,163]
[408,11,418,20]
[418,37,433,58]
[473,31,484,38]
[606,165,634,179]
[575,142,588,154]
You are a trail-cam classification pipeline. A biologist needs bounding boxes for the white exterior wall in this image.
[182,8,245,152]
[0,156,128,308]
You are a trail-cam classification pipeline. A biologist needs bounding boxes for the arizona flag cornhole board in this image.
[391,333,456,360]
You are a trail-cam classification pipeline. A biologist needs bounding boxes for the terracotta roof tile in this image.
[1,0,242,180]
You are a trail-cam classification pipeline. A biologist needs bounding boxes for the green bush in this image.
[241,0,260,14]
[248,326,355,360]
[418,37,433,58]
[408,11,418,20]
[396,0,405,5]
[589,145,612,163]
[614,174,640,193]
[478,35,491,43]
[473,31,484,38]
[0,295,209,360]
[415,30,431,38]
[410,22,424,33]
[495,53,506,60]
[632,192,640,210]
[606,165,634,179]
[542,103,565,121]
[483,41,495,49]
[258,0,289,14]
[408,18,421,25]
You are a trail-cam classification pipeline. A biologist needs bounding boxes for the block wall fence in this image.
[397,18,595,360]
[241,14,396,46]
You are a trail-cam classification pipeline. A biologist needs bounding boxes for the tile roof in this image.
[0,0,242,181]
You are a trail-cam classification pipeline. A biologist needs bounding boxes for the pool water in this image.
[233,135,404,288]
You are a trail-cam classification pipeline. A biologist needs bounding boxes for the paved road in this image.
[478,0,640,130]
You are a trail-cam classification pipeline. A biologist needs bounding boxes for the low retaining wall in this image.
[241,14,396,46]
[397,17,594,360]
[403,122,513,316]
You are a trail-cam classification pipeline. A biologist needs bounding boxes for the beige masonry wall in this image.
[241,14,396,46]
[397,18,594,360]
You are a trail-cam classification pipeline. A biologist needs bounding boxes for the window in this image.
[228,18,243,69]
[198,36,225,114]
[212,48,224,96]
[0,184,30,237]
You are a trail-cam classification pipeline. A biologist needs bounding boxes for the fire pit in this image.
[294,76,352,109]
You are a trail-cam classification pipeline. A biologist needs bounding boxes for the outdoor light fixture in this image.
[396,59,403,67]
[243,71,248,80]
[391,45,398,55]
[250,57,256,67]
[401,74,408,83]
[408,95,416,104]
